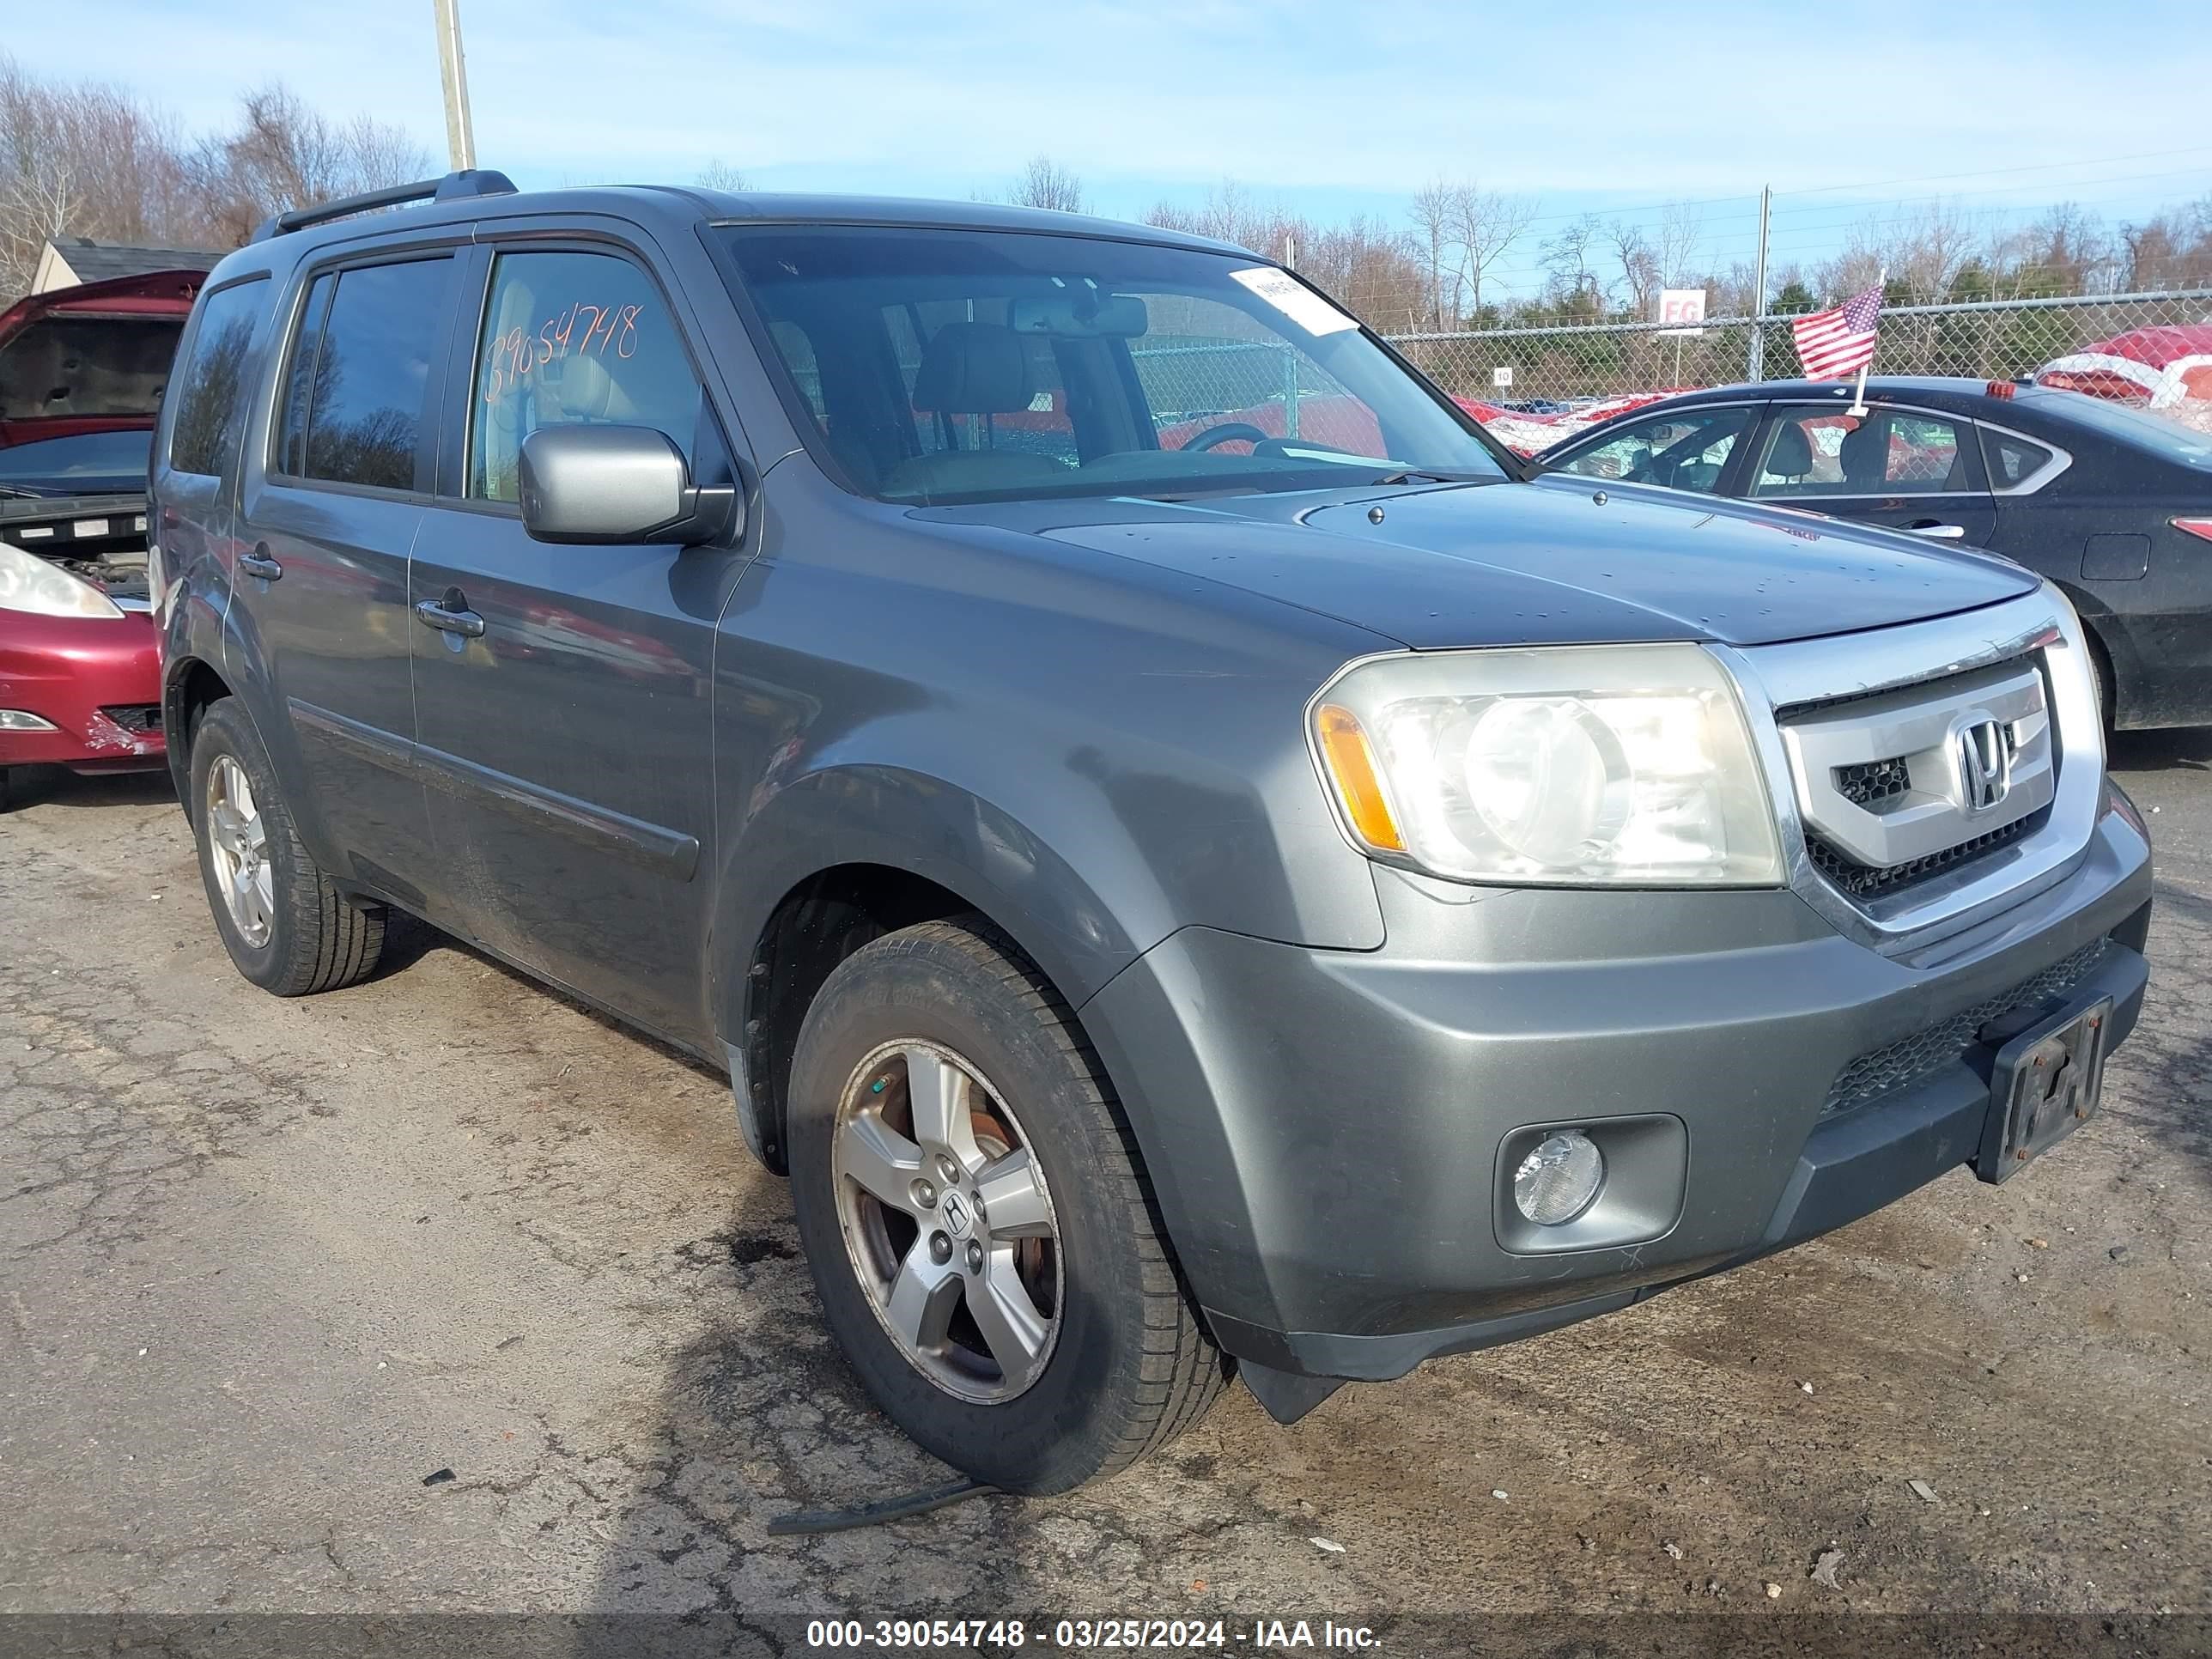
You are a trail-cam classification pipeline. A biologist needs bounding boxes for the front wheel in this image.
[787,920,1224,1493]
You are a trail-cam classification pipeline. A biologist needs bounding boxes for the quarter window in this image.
[1984,428,2056,489]
[467,250,702,502]
[167,278,269,478]
[276,258,455,491]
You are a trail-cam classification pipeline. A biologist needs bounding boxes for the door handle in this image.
[239,545,283,580]
[414,597,486,638]
[1905,521,1966,539]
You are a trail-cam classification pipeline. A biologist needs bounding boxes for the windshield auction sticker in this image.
[1229,266,1360,336]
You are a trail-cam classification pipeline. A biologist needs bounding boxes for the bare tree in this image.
[1443,183,1537,320]
[2122,194,2212,291]
[1540,214,1606,312]
[1006,155,1086,215]
[186,85,428,246]
[1409,180,1460,328]
[1602,218,1658,315]
[1652,199,1703,289]
[695,159,751,192]
[1,52,198,294]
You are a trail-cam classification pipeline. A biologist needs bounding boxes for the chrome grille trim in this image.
[1714,586,2106,956]
[1778,657,2055,869]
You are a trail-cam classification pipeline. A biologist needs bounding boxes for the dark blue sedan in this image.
[1538,377,2212,729]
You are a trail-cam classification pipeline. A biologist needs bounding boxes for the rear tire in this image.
[189,698,386,996]
[787,919,1224,1493]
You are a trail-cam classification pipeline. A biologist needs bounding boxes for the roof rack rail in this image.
[248,168,518,245]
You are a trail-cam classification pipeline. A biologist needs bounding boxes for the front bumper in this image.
[0,608,165,771]
[1080,805,2152,1383]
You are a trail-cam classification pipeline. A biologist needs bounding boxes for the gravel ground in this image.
[1,733,2207,1639]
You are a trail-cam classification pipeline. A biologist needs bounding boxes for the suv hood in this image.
[0,269,201,449]
[933,473,2037,649]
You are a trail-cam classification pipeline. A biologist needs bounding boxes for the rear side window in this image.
[276,258,455,491]
[466,249,702,502]
[168,278,269,478]
[1752,407,1971,496]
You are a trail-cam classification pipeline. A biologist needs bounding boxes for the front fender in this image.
[710,760,1155,1046]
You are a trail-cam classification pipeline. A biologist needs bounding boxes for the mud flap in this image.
[724,1041,785,1174]
[1239,1359,1344,1425]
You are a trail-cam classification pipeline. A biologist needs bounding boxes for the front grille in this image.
[1807,813,2041,901]
[97,703,162,735]
[1834,755,1912,809]
[1821,938,2112,1117]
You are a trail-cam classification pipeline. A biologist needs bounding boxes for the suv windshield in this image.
[720,224,1507,505]
[0,428,153,496]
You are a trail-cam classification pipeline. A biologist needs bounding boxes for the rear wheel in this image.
[787,919,1224,1493]
[189,698,386,995]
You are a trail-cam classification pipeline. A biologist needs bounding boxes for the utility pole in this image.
[1747,184,1771,382]
[432,0,477,171]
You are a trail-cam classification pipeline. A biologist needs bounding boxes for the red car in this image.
[0,270,200,806]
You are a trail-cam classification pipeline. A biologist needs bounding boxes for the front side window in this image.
[1751,406,1972,499]
[276,258,455,491]
[720,225,1509,505]
[468,249,703,502]
[1553,406,1750,494]
[167,278,269,477]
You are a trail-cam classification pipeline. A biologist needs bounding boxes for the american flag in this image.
[1791,283,1884,380]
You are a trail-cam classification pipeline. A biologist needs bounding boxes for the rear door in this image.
[1742,403,1998,547]
[233,244,465,903]
[405,234,749,1041]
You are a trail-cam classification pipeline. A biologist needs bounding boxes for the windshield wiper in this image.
[1371,468,1482,486]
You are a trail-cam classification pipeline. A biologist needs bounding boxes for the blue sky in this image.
[16,1,2212,299]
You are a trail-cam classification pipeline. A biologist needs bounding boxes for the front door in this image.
[233,251,464,903]
[407,242,746,1041]
[1744,404,1999,548]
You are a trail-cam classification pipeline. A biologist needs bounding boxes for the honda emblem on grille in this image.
[1954,718,2014,814]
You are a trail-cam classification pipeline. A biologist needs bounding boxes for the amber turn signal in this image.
[1315,702,1406,853]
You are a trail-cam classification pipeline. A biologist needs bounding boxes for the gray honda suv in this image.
[149,172,2153,1493]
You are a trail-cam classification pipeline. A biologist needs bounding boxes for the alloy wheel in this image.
[830,1039,1063,1402]
[204,754,273,948]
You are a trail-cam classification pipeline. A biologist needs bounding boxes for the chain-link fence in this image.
[1385,289,2212,408]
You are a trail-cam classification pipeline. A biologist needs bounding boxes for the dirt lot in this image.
[2,734,2208,1644]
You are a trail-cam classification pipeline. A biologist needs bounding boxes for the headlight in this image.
[0,541,124,620]
[1311,643,1783,887]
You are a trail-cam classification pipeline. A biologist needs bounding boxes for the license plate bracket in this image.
[1977,997,2112,1183]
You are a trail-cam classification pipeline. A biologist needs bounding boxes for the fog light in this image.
[0,709,58,732]
[1513,1132,1604,1224]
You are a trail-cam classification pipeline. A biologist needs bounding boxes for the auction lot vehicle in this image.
[1538,378,2212,731]
[150,174,2154,1493]
[0,271,201,804]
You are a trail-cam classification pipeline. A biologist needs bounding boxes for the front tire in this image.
[787,919,1224,1493]
[189,698,386,995]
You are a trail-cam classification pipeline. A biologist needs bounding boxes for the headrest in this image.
[1766,422,1813,477]
[912,322,1033,415]
[1839,420,1887,486]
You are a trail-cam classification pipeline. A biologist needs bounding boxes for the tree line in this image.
[6,48,2207,331]
[0,54,429,299]
[990,155,2212,332]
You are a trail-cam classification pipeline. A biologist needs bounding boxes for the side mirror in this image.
[516,425,738,546]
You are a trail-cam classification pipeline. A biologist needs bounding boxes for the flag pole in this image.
[1846,267,1883,418]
